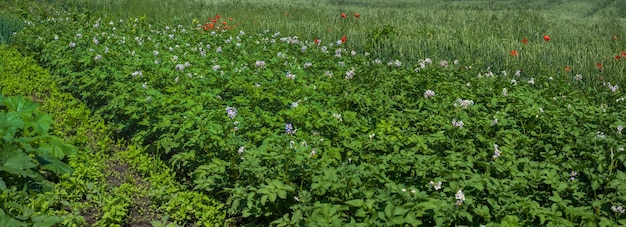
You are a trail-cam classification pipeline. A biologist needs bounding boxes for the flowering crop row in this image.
[7,5,626,226]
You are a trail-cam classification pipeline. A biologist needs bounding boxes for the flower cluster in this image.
[286,71,295,80]
[423,90,435,99]
[255,60,266,68]
[429,181,442,190]
[418,58,432,68]
[455,190,465,206]
[492,144,501,159]
[345,68,355,79]
[387,60,402,67]
[451,119,464,128]
[439,60,448,67]
[596,131,605,139]
[454,99,474,108]
[201,14,235,31]
[131,71,143,78]
[611,205,625,214]
[291,100,301,109]
[570,171,578,182]
[574,74,583,81]
[285,123,294,135]
[605,82,619,92]
[175,63,185,72]
[333,113,342,121]
[238,146,245,154]
[491,116,498,125]
[226,106,237,119]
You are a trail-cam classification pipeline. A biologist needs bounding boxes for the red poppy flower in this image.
[521,38,528,44]
[565,66,571,72]
[209,23,214,29]
[616,55,622,60]
[354,13,360,18]
[543,35,550,41]
[341,35,347,43]
[510,50,518,56]
[229,18,233,21]
[341,13,346,18]
[596,63,603,70]
[314,38,320,45]
[621,51,626,57]
[215,15,221,19]
[223,21,227,25]
[212,19,217,23]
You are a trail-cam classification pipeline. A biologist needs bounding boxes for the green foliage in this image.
[0,95,76,226]
[4,0,626,226]
[0,43,226,226]
[50,0,626,87]
[0,13,23,44]
[150,215,180,227]
[367,24,398,60]
[0,95,76,192]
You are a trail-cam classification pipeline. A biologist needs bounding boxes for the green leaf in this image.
[0,112,24,141]
[261,195,268,206]
[30,112,53,136]
[3,96,36,115]
[354,208,368,217]
[548,192,562,203]
[393,206,409,216]
[345,199,364,207]
[35,154,74,175]
[277,190,287,199]
[591,180,600,191]
[404,212,423,225]
[291,210,303,222]
[37,140,77,160]
[384,203,393,218]
[0,208,27,227]
[30,215,63,227]
[0,145,37,176]
[268,193,277,202]
[0,177,5,190]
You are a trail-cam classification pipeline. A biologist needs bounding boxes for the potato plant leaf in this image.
[35,154,74,175]
[0,146,36,176]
